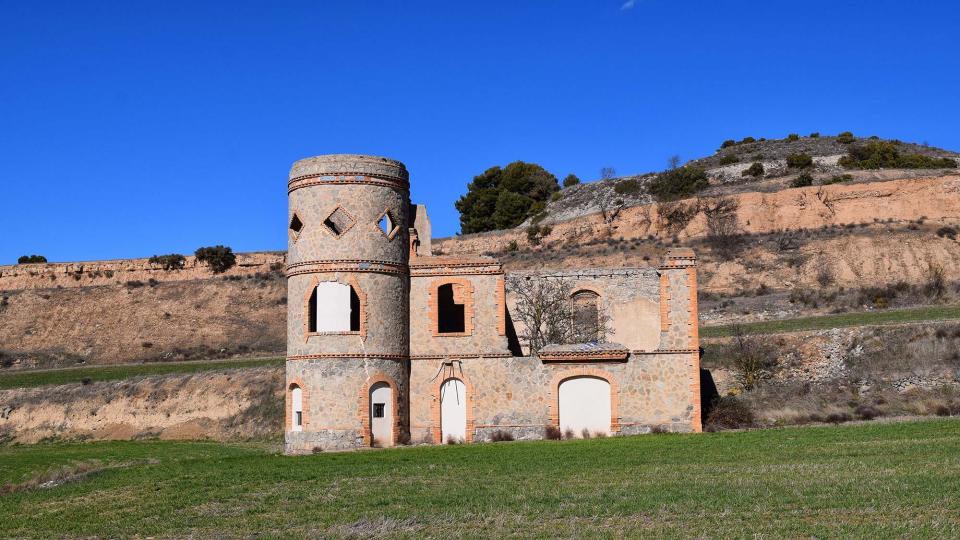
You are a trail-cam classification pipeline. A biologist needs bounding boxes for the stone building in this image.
[284,154,701,453]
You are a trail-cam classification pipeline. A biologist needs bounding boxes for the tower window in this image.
[309,282,361,333]
[322,206,356,237]
[376,209,400,239]
[289,213,304,240]
[437,283,466,334]
[290,385,303,432]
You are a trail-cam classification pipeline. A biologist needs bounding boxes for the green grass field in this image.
[700,303,960,338]
[0,356,283,390]
[2,419,959,538]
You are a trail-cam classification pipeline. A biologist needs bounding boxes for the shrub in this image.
[563,428,575,440]
[837,131,855,144]
[854,405,881,420]
[786,153,813,169]
[702,197,743,261]
[613,178,641,195]
[490,430,515,442]
[838,141,957,170]
[720,139,737,149]
[17,255,47,264]
[936,227,957,240]
[545,426,562,440]
[787,133,799,141]
[740,136,756,144]
[704,396,755,431]
[550,191,562,202]
[647,166,709,201]
[718,154,739,165]
[195,246,236,274]
[728,325,777,390]
[580,428,592,439]
[822,174,853,185]
[809,132,820,138]
[790,173,814,188]
[657,199,699,234]
[125,280,145,288]
[562,174,580,187]
[446,435,461,445]
[505,240,519,252]
[148,254,186,271]
[742,162,764,178]
[924,264,946,299]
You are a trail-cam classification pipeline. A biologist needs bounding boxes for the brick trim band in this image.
[286,260,408,277]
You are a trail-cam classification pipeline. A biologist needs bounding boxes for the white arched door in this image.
[559,376,611,438]
[440,378,467,443]
[369,382,393,447]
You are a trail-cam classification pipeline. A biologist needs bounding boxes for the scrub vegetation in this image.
[2,420,959,538]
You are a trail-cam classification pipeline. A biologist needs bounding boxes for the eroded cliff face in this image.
[0,367,283,443]
[433,175,960,255]
[0,275,285,368]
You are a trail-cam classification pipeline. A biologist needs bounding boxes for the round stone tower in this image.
[284,154,411,453]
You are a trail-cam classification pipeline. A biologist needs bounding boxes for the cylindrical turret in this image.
[284,154,411,453]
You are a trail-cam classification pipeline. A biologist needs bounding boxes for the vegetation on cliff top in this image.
[455,161,560,234]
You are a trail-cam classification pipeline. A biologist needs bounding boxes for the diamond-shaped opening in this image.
[377,210,400,239]
[289,213,304,241]
[323,206,355,237]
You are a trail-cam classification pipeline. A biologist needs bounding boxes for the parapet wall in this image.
[0,252,285,291]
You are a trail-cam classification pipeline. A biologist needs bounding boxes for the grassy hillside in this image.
[2,419,959,538]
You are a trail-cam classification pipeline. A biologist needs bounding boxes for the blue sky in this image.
[1,1,958,263]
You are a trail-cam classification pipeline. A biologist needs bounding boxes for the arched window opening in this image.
[571,290,601,342]
[290,385,304,432]
[437,283,465,334]
[309,282,361,333]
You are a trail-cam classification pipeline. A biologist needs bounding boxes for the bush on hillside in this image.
[742,162,765,178]
[838,141,957,170]
[787,133,800,141]
[647,166,709,201]
[195,245,236,274]
[613,178,641,196]
[17,255,47,264]
[810,132,820,138]
[720,139,737,149]
[740,136,756,144]
[148,254,186,271]
[837,131,855,144]
[822,174,853,185]
[455,161,559,233]
[786,153,813,169]
[704,396,755,431]
[790,173,814,188]
[562,174,580,187]
[719,154,739,165]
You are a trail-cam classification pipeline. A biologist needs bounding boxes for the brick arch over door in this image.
[429,368,476,443]
[357,372,402,447]
[286,378,309,431]
[547,367,621,433]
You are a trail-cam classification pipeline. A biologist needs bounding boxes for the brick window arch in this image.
[304,275,367,339]
[428,278,475,337]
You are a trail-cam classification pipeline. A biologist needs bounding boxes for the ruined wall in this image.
[409,266,510,357]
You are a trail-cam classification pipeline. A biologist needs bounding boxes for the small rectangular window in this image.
[295,411,303,427]
[373,403,385,418]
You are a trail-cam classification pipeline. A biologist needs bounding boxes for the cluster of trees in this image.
[17,255,47,264]
[150,246,237,274]
[839,141,957,170]
[455,162,561,234]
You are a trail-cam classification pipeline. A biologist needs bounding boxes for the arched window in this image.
[308,282,361,333]
[437,283,465,334]
[290,385,304,432]
[571,290,600,342]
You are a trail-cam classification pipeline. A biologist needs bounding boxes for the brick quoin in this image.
[686,265,702,432]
